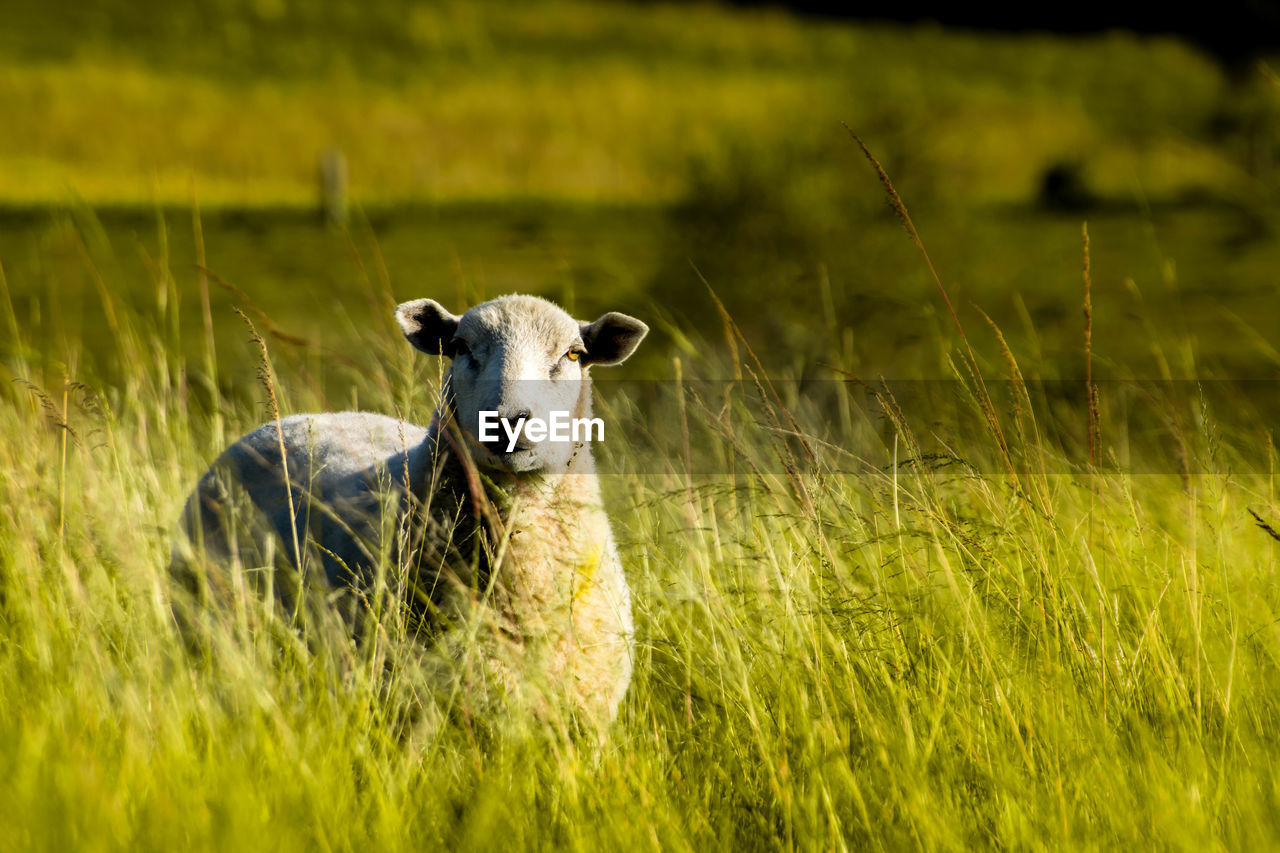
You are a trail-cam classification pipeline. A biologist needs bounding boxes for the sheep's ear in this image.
[395,299,460,356]
[580,312,648,367]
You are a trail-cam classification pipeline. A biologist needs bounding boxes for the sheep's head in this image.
[395,294,647,473]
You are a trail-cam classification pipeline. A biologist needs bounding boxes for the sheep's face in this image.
[395,295,648,473]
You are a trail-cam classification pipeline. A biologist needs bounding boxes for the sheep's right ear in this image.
[580,312,649,366]
[395,299,461,356]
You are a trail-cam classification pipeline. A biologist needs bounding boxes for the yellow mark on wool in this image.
[571,546,603,606]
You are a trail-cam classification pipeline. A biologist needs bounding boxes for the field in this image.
[3,1,1280,849]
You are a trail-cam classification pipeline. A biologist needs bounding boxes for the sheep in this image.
[172,294,649,729]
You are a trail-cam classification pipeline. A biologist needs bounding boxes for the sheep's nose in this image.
[480,407,535,452]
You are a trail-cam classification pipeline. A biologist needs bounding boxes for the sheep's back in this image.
[179,412,431,591]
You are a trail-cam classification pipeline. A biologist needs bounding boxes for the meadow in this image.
[3,0,1280,849]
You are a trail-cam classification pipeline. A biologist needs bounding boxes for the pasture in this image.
[2,1,1280,849]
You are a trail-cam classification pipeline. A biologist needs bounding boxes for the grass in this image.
[0,0,1272,208]
[4,1,1280,847]
[3,181,1280,849]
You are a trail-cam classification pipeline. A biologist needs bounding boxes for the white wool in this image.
[172,294,648,728]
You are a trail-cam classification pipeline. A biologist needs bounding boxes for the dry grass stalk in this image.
[234,307,306,594]
[1083,223,1101,467]
[843,124,1019,481]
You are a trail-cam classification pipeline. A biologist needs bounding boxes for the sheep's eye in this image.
[565,348,583,362]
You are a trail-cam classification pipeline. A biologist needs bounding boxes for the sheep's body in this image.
[174,295,647,728]
[183,413,428,591]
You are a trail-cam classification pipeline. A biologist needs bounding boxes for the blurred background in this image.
[1,0,1278,387]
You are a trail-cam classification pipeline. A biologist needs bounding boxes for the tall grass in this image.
[1,205,1280,851]
[0,0,1266,209]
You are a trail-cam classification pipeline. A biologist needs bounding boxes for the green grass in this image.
[0,0,1273,208]
[5,197,1280,391]
[3,196,1280,849]
[4,0,1280,847]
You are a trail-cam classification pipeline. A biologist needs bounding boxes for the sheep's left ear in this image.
[580,312,649,367]
[395,299,460,356]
